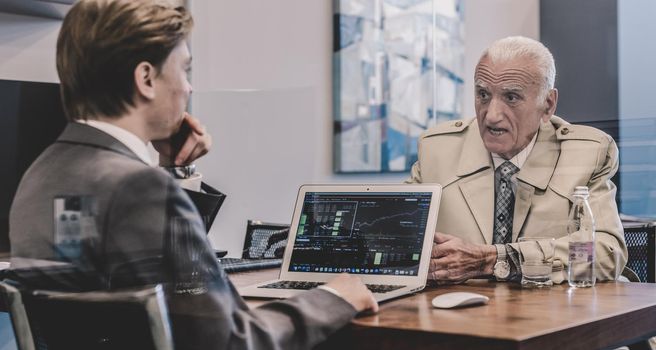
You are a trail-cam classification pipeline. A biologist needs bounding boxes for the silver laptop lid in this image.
[279,184,441,284]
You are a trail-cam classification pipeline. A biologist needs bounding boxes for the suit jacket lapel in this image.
[457,122,495,244]
[512,120,561,240]
[56,122,146,164]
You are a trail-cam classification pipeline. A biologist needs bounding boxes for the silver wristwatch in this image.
[493,244,510,281]
[163,164,196,179]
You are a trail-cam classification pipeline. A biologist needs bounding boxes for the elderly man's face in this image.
[474,56,556,159]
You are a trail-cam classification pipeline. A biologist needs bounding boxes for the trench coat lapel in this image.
[457,123,495,243]
[512,121,561,241]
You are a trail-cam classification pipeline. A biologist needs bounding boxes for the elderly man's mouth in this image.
[487,126,508,136]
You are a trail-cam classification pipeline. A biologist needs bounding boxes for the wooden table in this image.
[231,269,656,350]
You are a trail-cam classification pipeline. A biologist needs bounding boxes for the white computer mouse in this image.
[431,292,489,309]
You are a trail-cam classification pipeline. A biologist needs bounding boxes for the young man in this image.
[9,0,377,348]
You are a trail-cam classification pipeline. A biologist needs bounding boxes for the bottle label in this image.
[569,241,594,263]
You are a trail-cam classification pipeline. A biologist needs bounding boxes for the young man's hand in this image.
[325,274,379,313]
[153,112,212,166]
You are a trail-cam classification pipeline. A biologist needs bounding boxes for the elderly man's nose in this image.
[486,98,504,123]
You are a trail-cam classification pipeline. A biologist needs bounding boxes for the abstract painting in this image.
[333,0,464,173]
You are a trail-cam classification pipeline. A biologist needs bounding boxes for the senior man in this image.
[407,36,627,284]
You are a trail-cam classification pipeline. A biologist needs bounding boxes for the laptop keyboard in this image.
[218,258,283,273]
[258,280,406,294]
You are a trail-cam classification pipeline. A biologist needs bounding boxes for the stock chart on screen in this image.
[288,192,432,276]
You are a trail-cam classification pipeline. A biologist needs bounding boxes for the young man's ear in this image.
[134,61,156,100]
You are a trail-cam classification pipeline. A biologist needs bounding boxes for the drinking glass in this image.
[518,237,555,287]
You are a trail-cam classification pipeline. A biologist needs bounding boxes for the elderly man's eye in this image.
[506,93,520,102]
[477,90,489,100]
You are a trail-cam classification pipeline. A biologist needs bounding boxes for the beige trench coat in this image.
[407,116,627,283]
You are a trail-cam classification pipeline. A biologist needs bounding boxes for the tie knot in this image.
[497,161,519,180]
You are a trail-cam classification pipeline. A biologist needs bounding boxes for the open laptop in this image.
[239,184,442,302]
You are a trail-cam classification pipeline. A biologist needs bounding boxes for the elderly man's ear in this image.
[543,88,559,121]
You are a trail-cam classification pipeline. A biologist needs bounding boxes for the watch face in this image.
[494,261,510,279]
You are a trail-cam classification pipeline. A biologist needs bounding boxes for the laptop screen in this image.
[288,191,433,276]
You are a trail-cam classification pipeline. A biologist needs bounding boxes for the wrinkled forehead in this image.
[474,56,541,92]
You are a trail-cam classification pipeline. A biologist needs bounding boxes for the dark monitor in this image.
[0,79,67,252]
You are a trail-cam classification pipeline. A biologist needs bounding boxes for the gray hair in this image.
[479,36,556,99]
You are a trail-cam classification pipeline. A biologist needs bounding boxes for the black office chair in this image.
[241,220,290,259]
[622,220,656,283]
[0,281,36,350]
[22,284,173,350]
[218,220,290,273]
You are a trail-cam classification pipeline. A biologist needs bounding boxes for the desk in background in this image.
[232,269,656,350]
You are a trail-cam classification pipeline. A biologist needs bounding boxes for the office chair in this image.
[241,220,290,259]
[0,281,36,350]
[218,220,290,273]
[623,221,655,283]
[22,284,173,350]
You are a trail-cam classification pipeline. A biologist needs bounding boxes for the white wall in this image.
[0,12,60,82]
[190,0,540,255]
[190,0,407,255]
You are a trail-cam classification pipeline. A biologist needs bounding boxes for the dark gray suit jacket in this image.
[9,123,356,349]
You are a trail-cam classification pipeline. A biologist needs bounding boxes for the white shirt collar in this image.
[491,129,539,171]
[77,119,156,167]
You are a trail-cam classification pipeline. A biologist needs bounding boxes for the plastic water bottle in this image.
[567,186,596,287]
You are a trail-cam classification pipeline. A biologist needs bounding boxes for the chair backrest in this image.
[0,281,36,350]
[622,221,656,283]
[22,284,173,350]
[241,220,290,259]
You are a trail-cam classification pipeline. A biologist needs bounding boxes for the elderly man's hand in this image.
[153,113,212,166]
[429,232,497,284]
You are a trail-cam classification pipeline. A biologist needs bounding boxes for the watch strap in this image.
[493,244,510,281]
[495,244,507,262]
[163,164,196,179]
